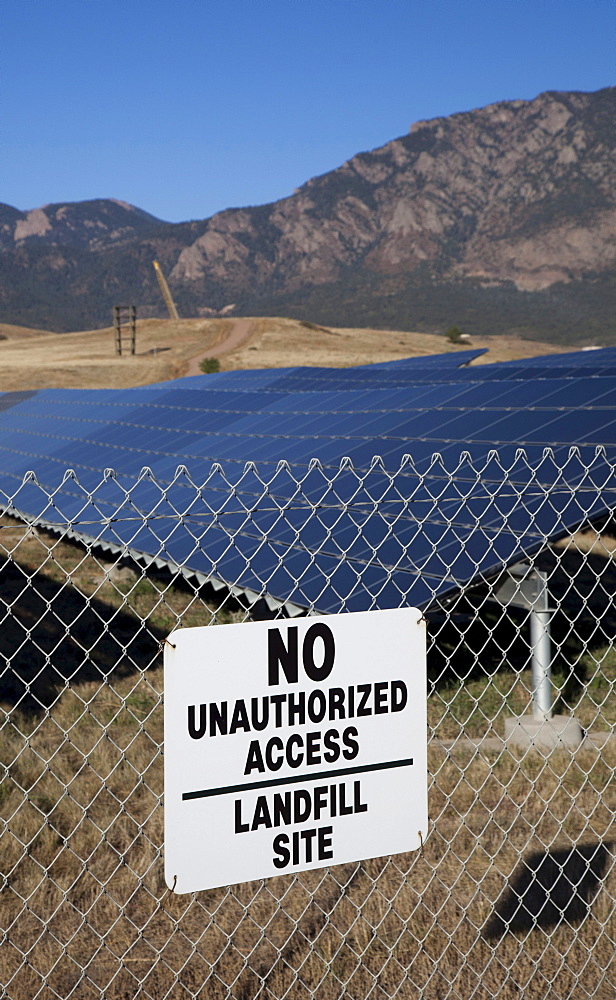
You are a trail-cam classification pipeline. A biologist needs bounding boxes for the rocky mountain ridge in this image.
[1,86,614,341]
[0,198,163,250]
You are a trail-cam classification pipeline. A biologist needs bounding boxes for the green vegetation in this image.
[446,324,465,344]
[199,356,221,373]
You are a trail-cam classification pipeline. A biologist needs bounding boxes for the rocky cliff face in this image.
[1,87,614,340]
[172,88,615,296]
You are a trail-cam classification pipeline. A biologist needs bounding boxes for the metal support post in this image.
[529,571,552,719]
[495,563,583,750]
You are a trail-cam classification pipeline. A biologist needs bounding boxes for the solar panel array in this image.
[0,347,614,613]
[499,346,616,367]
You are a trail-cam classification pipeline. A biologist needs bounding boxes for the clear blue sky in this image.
[3,0,614,223]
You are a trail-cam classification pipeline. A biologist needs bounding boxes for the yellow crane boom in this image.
[152,260,180,320]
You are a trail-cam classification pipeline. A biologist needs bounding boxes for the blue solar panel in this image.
[144,350,488,392]
[151,362,616,395]
[0,349,614,614]
[498,347,616,368]
[343,348,488,369]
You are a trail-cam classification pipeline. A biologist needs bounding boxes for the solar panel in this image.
[352,348,487,369]
[0,349,614,615]
[145,349,487,391]
[147,361,616,396]
[498,347,616,368]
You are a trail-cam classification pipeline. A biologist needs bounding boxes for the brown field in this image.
[0,316,569,392]
[1,517,615,999]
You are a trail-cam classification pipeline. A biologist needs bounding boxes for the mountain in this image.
[0,199,163,251]
[1,87,614,341]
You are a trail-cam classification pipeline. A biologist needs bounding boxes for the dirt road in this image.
[184,319,255,376]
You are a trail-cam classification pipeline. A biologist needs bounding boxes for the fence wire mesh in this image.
[1,453,615,999]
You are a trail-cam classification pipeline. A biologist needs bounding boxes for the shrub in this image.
[200,357,221,374]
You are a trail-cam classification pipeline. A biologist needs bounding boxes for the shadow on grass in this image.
[485,842,614,939]
[427,541,616,701]
[0,556,164,713]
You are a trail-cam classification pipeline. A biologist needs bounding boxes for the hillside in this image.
[0,318,568,392]
[0,87,614,343]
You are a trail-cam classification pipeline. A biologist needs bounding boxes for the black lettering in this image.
[251,696,270,731]
[275,826,333,868]
[268,627,298,685]
[353,780,368,813]
[273,792,291,826]
[271,694,286,727]
[251,796,272,831]
[294,789,312,823]
[272,833,290,869]
[288,691,305,725]
[244,740,265,775]
[318,826,334,861]
[229,699,250,733]
[342,726,360,760]
[328,687,346,720]
[301,828,318,863]
[265,737,284,771]
[306,731,321,766]
[307,689,327,723]
[323,728,341,763]
[339,784,353,815]
[187,704,206,739]
[234,800,249,833]
[302,622,335,682]
[391,680,408,712]
[292,830,300,865]
[286,733,304,768]
[357,684,372,717]
[210,702,228,736]
[374,681,388,714]
[330,784,337,817]
[314,786,328,820]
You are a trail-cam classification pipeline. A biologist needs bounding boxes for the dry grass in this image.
[2,670,615,999]
[1,520,615,999]
[0,317,567,392]
[218,318,567,372]
[0,318,229,391]
[553,530,616,559]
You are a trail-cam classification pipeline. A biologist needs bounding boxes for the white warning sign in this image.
[164,608,427,893]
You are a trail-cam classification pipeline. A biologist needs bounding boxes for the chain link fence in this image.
[1,453,615,999]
